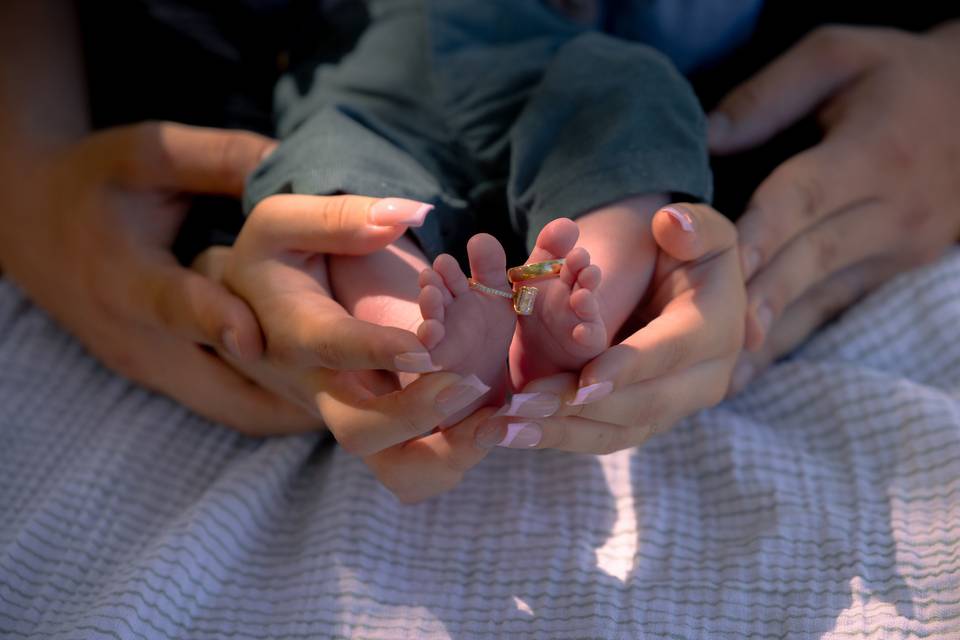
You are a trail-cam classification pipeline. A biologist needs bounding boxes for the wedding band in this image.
[468,278,539,316]
[468,278,513,300]
[507,259,564,284]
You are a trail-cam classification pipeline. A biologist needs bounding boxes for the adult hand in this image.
[707,22,960,392]
[195,194,495,501]
[0,121,314,432]
[474,203,744,453]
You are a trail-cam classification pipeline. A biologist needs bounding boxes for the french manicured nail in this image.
[663,206,695,232]
[569,381,613,406]
[499,423,543,448]
[394,351,440,373]
[221,328,243,360]
[731,361,754,393]
[755,301,773,337]
[494,392,561,418]
[435,375,490,416]
[741,245,762,280]
[368,198,433,227]
[707,111,731,145]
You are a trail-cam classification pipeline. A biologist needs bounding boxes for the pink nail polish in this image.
[435,375,491,416]
[499,423,542,448]
[755,301,773,336]
[475,422,506,449]
[368,198,434,228]
[394,352,440,373]
[493,392,560,418]
[663,206,695,232]
[741,246,762,280]
[569,381,613,406]
[221,328,243,360]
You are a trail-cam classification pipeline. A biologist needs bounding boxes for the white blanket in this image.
[1,251,959,639]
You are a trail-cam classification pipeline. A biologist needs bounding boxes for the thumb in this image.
[652,204,737,263]
[242,194,434,256]
[707,26,884,155]
[97,121,277,196]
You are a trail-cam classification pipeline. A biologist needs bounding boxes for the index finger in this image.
[94,121,277,196]
[243,194,433,256]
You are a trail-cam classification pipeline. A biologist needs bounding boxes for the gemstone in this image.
[513,286,537,315]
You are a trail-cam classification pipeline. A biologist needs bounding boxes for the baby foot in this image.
[509,218,607,390]
[418,234,517,424]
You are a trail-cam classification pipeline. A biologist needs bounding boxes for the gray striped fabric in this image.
[2,251,960,639]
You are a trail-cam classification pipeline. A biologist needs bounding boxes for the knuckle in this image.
[323,196,353,234]
[313,338,347,370]
[791,173,826,220]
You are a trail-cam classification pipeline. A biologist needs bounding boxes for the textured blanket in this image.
[2,251,959,639]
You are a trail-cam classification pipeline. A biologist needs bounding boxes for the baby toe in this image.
[419,284,446,322]
[576,264,602,292]
[528,218,579,263]
[572,321,607,350]
[417,319,446,350]
[434,253,470,296]
[560,246,591,286]
[467,233,509,289]
[419,268,452,303]
[570,288,601,322]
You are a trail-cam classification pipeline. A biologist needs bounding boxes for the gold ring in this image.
[507,259,564,284]
[468,278,513,300]
[468,278,539,316]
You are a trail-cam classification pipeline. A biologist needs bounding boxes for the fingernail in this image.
[707,111,731,145]
[259,144,278,162]
[663,206,695,232]
[368,198,434,228]
[394,351,440,373]
[569,381,613,406]
[755,301,773,337]
[731,361,754,394]
[475,422,506,449]
[221,328,243,360]
[499,423,543,448]
[494,392,561,418]
[741,245,762,280]
[435,374,491,416]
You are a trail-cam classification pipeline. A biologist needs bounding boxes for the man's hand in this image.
[708,23,960,392]
[0,122,315,432]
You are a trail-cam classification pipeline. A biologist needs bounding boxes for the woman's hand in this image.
[195,194,496,501]
[475,203,744,452]
[0,121,315,432]
[707,22,960,391]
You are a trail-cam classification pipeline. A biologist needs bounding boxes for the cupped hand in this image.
[475,203,744,453]
[0,121,314,432]
[196,194,496,501]
[707,22,960,391]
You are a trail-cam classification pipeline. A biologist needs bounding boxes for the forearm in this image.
[0,0,88,166]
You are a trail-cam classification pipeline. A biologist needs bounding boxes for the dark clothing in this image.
[246,0,713,259]
[77,1,960,263]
